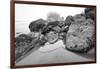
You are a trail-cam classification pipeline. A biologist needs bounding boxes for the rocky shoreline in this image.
[15,8,95,62]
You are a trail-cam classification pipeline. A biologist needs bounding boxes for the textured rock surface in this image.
[15,34,47,62]
[65,14,94,53]
[15,34,33,60]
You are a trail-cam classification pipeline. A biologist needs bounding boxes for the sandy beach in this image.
[16,40,94,66]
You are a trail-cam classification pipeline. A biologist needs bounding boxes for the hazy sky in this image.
[15,4,85,34]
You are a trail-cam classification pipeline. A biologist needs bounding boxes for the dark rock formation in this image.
[41,17,73,44]
[41,21,60,35]
[15,33,47,62]
[64,16,74,26]
[15,34,33,48]
[15,34,33,60]
[41,21,60,44]
[85,8,95,20]
[29,19,46,32]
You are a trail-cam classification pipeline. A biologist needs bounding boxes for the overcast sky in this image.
[15,4,85,34]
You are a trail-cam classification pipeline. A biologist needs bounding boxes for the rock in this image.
[15,33,48,61]
[15,34,33,60]
[41,21,60,35]
[15,34,33,46]
[38,36,47,46]
[73,14,86,24]
[65,15,94,53]
[41,21,60,44]
[29,19,46,32]
[64,16,74,26]
[85,8,95,20]
[28,32,35,38]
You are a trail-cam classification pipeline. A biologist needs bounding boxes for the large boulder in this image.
[29,19,46,32]
[65,14,94,53]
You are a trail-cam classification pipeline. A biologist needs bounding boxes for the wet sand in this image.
[16,40,94,66]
